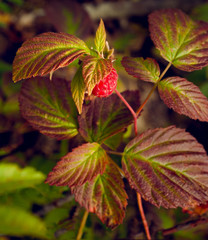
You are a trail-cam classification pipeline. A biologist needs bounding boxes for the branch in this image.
[161,217,208,236]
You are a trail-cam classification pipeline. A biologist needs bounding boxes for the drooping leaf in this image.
[71,161,128,229]
[19,77,78,140]
[95,19,106,53]
[158,77,208,121]
[79,90,140,143]
[71,66,86,114]
[82,56,112,95]
[121,57,160,83]
[13,32,90,82]
[0,205,47,238]
[46,142,108,187]
[148,9,208,71]
[122,126,208,208]
[0,163,45,195]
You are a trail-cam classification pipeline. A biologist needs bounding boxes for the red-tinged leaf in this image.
[122,126,208,208]
[95,19,106,53]
[13,32,90,82]
[82,56,112,95]
[46,142,108,187]
[121,57,160,83]
[19,77,78,140]
[149,9,208,71]
[78,90,140,144]
[158,77,208,122]
[71,161,128,229]
[71,66,86,114]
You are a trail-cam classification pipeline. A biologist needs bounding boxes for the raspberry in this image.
[92,67,118,97]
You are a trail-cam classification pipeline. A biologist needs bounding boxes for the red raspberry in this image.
[92,67,118,97]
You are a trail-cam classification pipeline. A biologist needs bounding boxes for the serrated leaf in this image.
[71,66,86,114]
[13,32,90,82]
[122,126,208,208]
[46,142,108,187]
[82,56,112,95]
[0,163,45,195]
[78,90,140,143]
[121,57,160,83]
[95,19,106,53]
[158,77,208,121]
[19,76,78,140]
[71,161,128,229]
[0,205,47,238]
[149,9,208,71]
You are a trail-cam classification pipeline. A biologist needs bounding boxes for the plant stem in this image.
[114,89,138,135]
[115,62,172,240]
[76,210,89,240]
[136,61,172,117]
[161,217,208,236]
[106,150,123,156]
[137,193,152,240]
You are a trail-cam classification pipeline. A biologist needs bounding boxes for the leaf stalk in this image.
[76,210,89,240]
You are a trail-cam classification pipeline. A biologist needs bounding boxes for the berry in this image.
[92,67,118,97]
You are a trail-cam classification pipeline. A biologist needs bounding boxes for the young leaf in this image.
[149,9,208,71]
[0,163,45,195]
[0,205,47,238]
[19,76,78,140]
[122,126,208,208]
[71,161,128,229]
[82,56,112,95]
[121,57,160,83]
[95,19,106,53]
[71,66,86,114]
[158,77,208,122]
[79,90,140,143]
[13,32,90,82]
[45,142,108,187]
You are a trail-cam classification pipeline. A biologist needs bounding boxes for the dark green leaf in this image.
[122,126,208,208]
[71,161,128,229]
[13,32,90,82]
[78,90,140,143]
[19,77,78,140]
[46,142,108,187]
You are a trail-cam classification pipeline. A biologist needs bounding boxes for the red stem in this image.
[115,88,151,239]
[114,89,138,135]
[137,193,152,240]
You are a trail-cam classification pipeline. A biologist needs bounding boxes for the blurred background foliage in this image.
[0,0,208,239]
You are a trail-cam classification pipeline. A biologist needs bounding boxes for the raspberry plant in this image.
[12,9,208,239]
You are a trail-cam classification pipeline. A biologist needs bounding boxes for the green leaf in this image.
[95,19,106,53]
[12,32,90,82]
[71,66,86,114]
[19,76,78,140]
[121,57,160,83]
[122,126,208,208]
[71,161,128,229]
[0,205,47,238]
[78,90,140,143]
[46,142,108,187]
[158,77,208,121]
[82,56,112,95]
[0,163,45,195]
[148,9,208,71]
